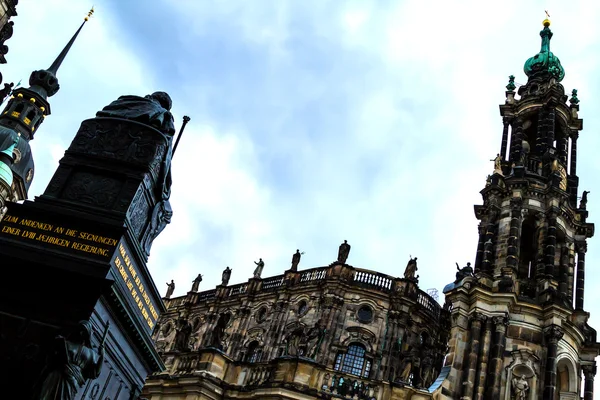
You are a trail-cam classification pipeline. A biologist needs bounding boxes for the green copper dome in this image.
[523,20,565,82]
[0,139,17,186]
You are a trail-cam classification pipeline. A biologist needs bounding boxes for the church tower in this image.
[441,17,598,400]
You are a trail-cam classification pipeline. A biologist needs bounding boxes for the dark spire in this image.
[28,7,94,98]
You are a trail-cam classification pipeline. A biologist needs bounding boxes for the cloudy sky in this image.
[5,0,600,379]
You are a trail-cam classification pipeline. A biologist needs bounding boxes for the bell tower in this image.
[441,17,598,400]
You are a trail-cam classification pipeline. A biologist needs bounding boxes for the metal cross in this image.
[545,10,550,18]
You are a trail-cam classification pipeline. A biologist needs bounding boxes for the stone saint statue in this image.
[580,190,590,209]
[491,153,503,175]
[404,257,418,279]
[191,274,203,292]
[511,374,529,400]
[291,249,303,271]
[210,313,230,350]
[173,317,192,352]
[165,280,175,299]
[253,258,265,278]
[285,326,305,357]
[221,267,232,286]
[337,240,351,264]
[455,262,474,283]
[37,321,106,400]
[305,322,326,359]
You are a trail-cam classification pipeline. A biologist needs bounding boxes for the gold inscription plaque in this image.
[0,214,117,258]
[113,243,158,329]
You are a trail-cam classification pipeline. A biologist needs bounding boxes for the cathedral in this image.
[0,6,597,400]
[141,16,598,400]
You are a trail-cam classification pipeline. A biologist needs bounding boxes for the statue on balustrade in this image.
[221,266,232,286]
[291,249,303,271]
[580,190,590,209]
[337,240,351,264]
[404,256,418,280]
[491,153,503,175]
[253,258,264,278]
[165,280,175,299]
[191,273,203,292]
[173,317,192,351]
[36,321,107,400]
[511,374,529,400]
[454,262,474,283]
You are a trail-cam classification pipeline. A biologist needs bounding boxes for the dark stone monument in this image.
[0,91,184,398]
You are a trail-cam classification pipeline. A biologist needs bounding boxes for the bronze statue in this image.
[404,257,418,279]
[0,82,13,103]
[165,280,175,299]
[173,317,192,351]
[37,321,107,400]
[96,91,176,136]
[253,258,265,278]
[191,274,203,292]
[143,200,173,255]
[337,240,351,264]
[580,190,590,209]
[511,374,529,400]
[291,249,303,271]
[221,267,232,286]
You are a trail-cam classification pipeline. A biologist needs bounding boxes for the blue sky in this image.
[6,0,600,379]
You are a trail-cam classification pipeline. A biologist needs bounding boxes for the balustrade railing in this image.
[320,371,378,400]
[243,363,273,386]
[164,296,186,310]
[300,267,327,282]
[351,269,393,293]
[227,283,248,297]
[417,290,440,318]
[175,353,200,374]
[262,275,285,291]
[197,289,216,303]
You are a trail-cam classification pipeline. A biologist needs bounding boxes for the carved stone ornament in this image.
[544,325,564,343]
[511,374,530,400]
[37,320,107,400]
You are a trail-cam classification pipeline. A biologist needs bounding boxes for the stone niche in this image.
[504,349,540,400]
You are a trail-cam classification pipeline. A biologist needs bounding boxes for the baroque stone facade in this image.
[143,18,599,400]
[143,261,450,399]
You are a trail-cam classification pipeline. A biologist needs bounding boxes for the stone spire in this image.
[0,8,93,208]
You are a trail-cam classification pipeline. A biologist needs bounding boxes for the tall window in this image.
[246,341,262,363]
[334,343,371,378]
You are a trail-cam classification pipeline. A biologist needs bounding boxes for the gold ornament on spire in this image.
[85,6,95,21]
[543,10,551,27]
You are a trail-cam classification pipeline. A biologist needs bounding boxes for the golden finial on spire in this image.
[543,10,551,27]
[85,6,94,21]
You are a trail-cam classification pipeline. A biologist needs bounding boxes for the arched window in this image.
[333,343,371,378]
[246,340,262,363]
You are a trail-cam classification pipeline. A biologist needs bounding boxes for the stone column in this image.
[542,325,564,400]
[481,213,498,275]
[486,315,508,400]
[506,198,523,271]
[575,241,587,310]
[510,121,524,166]
[500,117,511,160]
[474,222,485,273]
[583,363,597,400]
[474,318,493,400]
[570,133,578,176]
[545,106,556,150]
[461,313,486,399]
[544,211,558,277]
[535,108,547,156]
